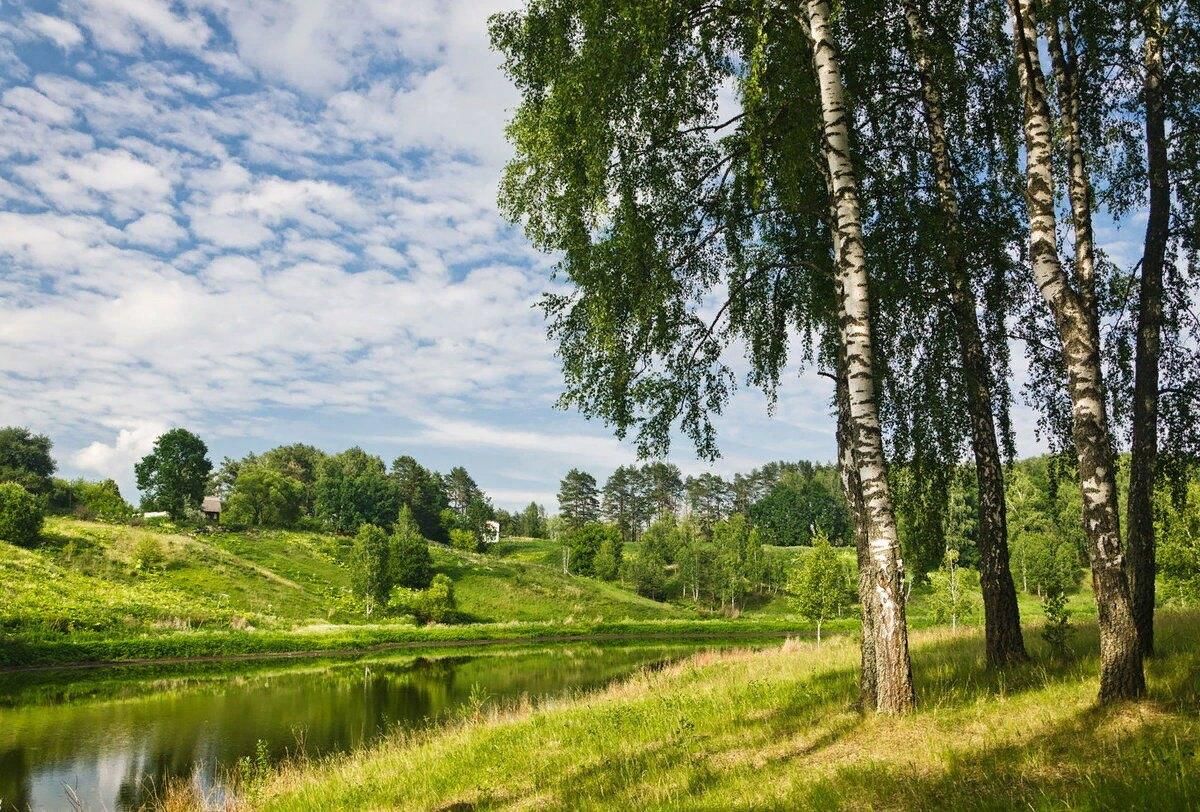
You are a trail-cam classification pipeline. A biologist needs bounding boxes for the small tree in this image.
[390,573,457,624]
[449,527,481,553]
[349,524,391,615]
[135,429,212,520]
[0,482,43,548]
[559,522,618,576]
[928,548,980,631]
[390,506,434,589]
[0,426,56,495]
[791,532,852,643]
[593,534,623,581]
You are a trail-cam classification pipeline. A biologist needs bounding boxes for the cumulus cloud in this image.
[74,423,166,482]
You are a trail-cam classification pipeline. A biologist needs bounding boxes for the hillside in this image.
[1,518,683,645]
[250,610,1200,811]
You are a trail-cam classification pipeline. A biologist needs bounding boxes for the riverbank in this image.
[0,616,836,670]
[240,610,1199,810]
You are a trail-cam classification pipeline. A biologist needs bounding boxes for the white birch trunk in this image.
[1009,0,1144,701]
[803,0,914,714]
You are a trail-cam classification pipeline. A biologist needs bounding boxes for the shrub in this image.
[134,536,166,573]
[390,506,433,589]
[450,528,481,553]
[560,522,620,576]
[593,535,623,581]
[0,482,43,548]
[389,574,457,624]
[349,524,391,614]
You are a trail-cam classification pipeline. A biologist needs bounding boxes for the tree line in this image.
[490,0,1199,708]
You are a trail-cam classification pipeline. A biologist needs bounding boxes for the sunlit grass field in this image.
[249,610,1200,811]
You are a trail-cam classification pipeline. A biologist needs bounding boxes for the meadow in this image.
[244,610,1200,811]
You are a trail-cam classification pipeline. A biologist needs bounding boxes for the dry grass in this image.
[243,610,1199,810]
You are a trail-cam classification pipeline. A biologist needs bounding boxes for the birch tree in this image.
[1009,0,1144,700]
[894,0,1028,666]
[802,0,915,713]
[491,0,915,712]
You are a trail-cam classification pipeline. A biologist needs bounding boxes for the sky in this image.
[0,0,1136,511]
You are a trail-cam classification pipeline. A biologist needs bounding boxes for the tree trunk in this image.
[901,0,1028,667]
[1010,0,1145,701]
[804,0,915,714]
[1127,0,1168,657]
[836,347,877,711]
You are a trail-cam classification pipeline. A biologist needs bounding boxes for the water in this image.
[0,643,723,810]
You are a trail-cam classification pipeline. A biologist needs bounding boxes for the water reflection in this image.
[0,644,712,810]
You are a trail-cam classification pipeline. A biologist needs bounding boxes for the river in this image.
[0,642,742,810]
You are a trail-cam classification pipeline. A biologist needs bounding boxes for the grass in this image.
[247,609,1200,811]
[0,519,785,668]
[0,517,1099,669]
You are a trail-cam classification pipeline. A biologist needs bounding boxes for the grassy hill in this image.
[248,610,1200,811]
[0,518,692,666]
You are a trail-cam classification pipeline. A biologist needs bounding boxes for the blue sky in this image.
[0,0,1090,510]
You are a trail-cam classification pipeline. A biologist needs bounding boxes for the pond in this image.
[0,641,744,810]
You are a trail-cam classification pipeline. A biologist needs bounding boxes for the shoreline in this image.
[0,618,839,673]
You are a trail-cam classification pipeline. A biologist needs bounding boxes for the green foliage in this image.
[711,514,766,613]
[349,524,391,613]
[593,534,623,581]
[1157,480,1200,605]
[50,478,133,521]
[1006,459,1085,596]
[1041,587,1073,660]
[927,548,980,630]
[389,574,458,624]
[392,455,451,543]
[0,482,43,548]
[314,448,398,534]
[135,428,213,520]
[390,507,433,589]
[257,444,327,518]
[133,535,166,573]
[224,464,304,527]
[516,501,547,538]
[450,528,481,553]
[789,531,853,640]
[749,470,850,546]
[686,474,733,536]
[559,521,619,577]
[558,469,600,528]
[0,426,56,495]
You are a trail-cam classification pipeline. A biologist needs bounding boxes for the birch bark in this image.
[1010,0,1145,701]
[900,0,1028,667]
[804,0,914,714]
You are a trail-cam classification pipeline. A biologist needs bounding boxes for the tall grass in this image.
[244,610,1199,811]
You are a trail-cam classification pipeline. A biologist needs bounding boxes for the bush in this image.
[134,536,166,572]
[594,535,623,581]
[391,507,433,588]
[389,574,457,624]
[349,524,391,613]
[450,528,481,553]
[560,522,620,576]
[0,482,43,547]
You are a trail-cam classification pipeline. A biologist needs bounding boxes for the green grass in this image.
[435,540,686,622]
[0,518,1100,669]
[0,520,746,668]
[249,610,1200,811]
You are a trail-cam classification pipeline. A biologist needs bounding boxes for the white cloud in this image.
[124,212,187,248]
[70,0,211,54]
[23,13,85,49]
[73,423,166,483]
